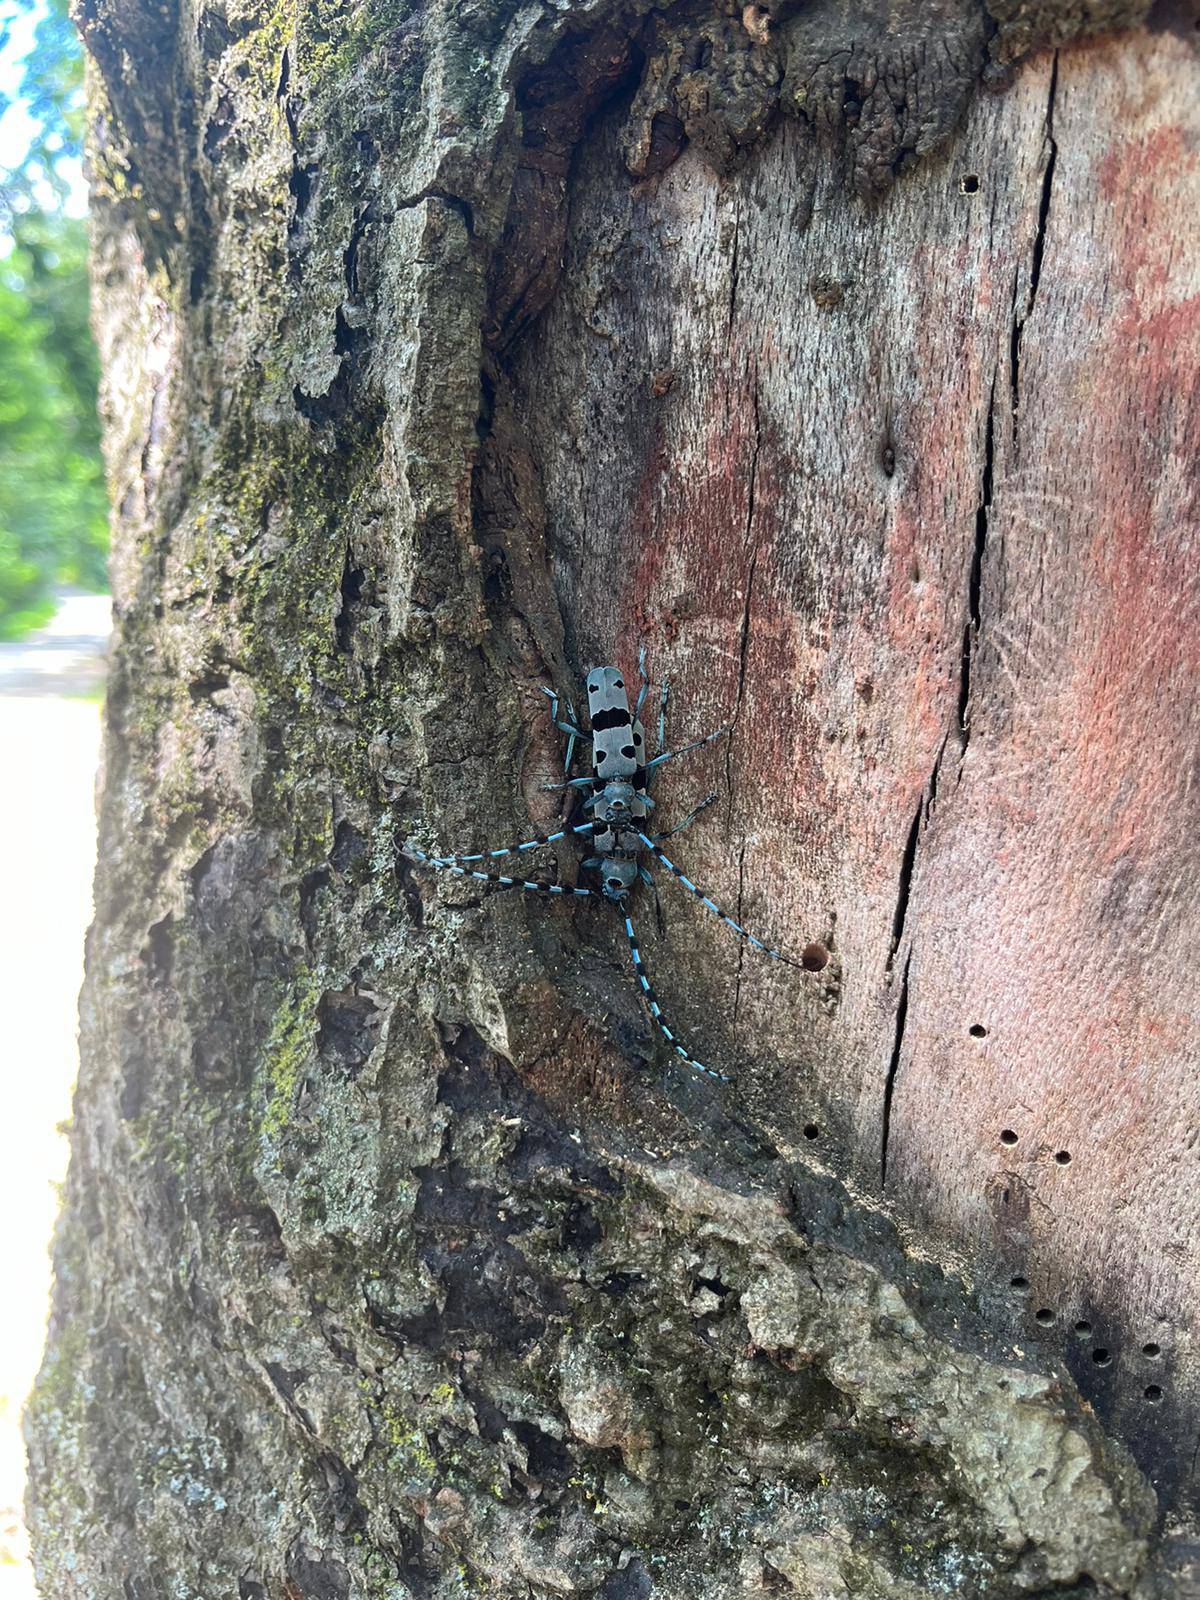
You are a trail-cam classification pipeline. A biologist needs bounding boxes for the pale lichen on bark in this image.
[26,1,1194,1597]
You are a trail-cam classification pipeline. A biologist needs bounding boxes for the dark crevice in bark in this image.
[487,25,642,349]
[957,376,996,749]
[1028,53,1060,310]
[1009,52,1058,441]
[334,544,367,653]
[316,1451,369,1535]
[888,795,924,973]
[880,946,913,1188]
[293,312,374,426]
[343,202,374,295]
[887,732,946,974]
[396,185,476,237]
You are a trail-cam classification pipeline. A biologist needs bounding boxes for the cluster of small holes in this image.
[993,1070,1168,1406]
[1009,1299,1169,1404]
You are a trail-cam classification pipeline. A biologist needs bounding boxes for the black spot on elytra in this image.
[592,707,632,730]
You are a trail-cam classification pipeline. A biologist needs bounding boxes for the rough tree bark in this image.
[27,1,1199,1597]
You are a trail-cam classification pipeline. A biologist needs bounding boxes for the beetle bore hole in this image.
[1074,1320,1092,1337]
[1092,1348,1112,1367]
[960,173,980,194]
[1144,1384,1163,1403]
[801,941,829,972]
[1035,1307,1055,1326]
[1000,1128,1018,1145]
[803,1123,820,1140]
[969,1023,988,1038]
[1054,1150,1072,1165]
[1142,1342,1161,1358]
[1010,1275,1029,1292]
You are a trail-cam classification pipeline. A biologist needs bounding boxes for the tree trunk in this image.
[27,2,1199,1596]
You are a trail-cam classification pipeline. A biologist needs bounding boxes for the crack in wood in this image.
[1009,52,1059,443]
[957,375,996,752]
[888,796,924,975]
[880,945,913,1187]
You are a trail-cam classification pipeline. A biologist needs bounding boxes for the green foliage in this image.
[0,0,107,637]
[0,209,107,632]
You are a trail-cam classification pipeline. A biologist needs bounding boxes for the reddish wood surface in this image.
[510,30,1199,1500]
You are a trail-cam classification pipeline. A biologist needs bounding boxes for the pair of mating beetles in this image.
[406,654,796,1081]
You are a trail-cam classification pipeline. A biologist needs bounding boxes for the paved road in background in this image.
[0,593,109,1596]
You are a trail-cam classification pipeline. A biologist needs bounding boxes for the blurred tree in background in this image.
[0,0,106,638]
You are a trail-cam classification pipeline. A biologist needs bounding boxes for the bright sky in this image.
[0,0,87,213]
